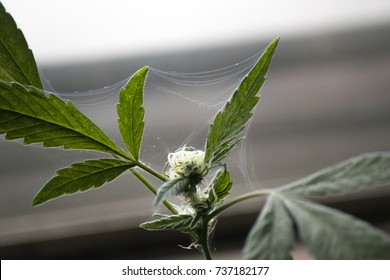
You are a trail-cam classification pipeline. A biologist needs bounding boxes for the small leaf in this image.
[0,81,129,158]
[154,177,191,206]
[279,152,390,196]
[282,195,390,259]
[244,194,294,260]
[208,168,232,204]
[0,3,42,88]
[117,66,148,160]
[33,159,135,205]
[140,214,193,233]
[204,38,279,166]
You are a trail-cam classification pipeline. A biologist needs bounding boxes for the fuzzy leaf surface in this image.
[33,159,135,205]
[283,196,390,259]
[0,81,129,158]
[117,66,148,160]
[154,177,191,206]
[0,3,42,88]
[208,169,232,204]
[140,214,193,233]
[204,38,279,166]
[280,152,390,196]
[244,194,294,260]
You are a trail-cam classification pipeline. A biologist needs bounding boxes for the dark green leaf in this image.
[33,159,135,205]
[154,177,191,206]
[0,3,42,88]
[0,81,129,158]
[204,38,279,166]
[283,195,390,259]
[279,152,390,196]
[117,66,148,160]
[140,214,193,233]
[208,168,232,204]
[244,194,294,260]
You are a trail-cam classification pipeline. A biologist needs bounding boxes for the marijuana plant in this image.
[1,3,390,259]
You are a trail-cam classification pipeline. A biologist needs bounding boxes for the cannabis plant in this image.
[1,3,390,259]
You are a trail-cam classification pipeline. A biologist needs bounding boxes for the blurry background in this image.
[1,0,390,259]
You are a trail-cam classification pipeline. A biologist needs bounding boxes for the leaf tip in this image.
[31,196,43,206]
[271,37,280,45]
[153,194,163,207]
[139,66,149,75]
[268,37,280,52]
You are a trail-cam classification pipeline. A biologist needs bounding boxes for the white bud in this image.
[167,146,206,179]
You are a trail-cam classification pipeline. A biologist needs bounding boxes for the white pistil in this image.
[167,146,206,179]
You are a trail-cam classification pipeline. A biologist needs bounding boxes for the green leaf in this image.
[0,3,42,88]
[282,195,390,259]
[33,159,135,205]
[117,66,148,160]
[154,177,191,206]
[140,214,193,233]
[204,38,279,166]
[0,81,130,158]
[279,152,390,196]
[208,168,232,204]
[244,194,294,260]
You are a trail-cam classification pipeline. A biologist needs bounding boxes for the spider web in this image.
[39,47,268,195]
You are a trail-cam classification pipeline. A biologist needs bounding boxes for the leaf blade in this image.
[279,152,390,196]
[283,195,390,259]
[244,194,294,260]
[154,177,191,206]
[117,66,148,160]
[33,159,135,205]
[208,168,232,204]
[0,3,42,88]
[0,81,130,158]
[140,214,193,233]
[204,38,279,166]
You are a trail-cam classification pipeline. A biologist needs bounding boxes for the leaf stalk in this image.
[207,190,271,222]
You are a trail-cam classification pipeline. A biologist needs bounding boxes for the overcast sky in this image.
[3,0,390,65]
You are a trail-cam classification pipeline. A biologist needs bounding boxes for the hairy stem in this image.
[207,190,271,222]
[131,169,178,214]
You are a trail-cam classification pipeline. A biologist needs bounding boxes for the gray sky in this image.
[3,0,390,65]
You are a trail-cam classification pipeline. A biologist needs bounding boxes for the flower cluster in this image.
[167,146,207,180]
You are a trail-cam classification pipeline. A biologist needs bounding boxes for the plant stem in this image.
[198,218,213,260]
[131,169,178,214]
[200,240,212,260]
[135,161,167,182]
[207,190,270,222]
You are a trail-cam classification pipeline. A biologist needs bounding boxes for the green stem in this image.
[198,219,212,260]
[131,169,178,214]
[207,190,270,222]
[200,240,212,260]
[135,161,167,182]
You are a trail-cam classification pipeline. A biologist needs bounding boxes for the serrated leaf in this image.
[0,81,129,158]
[279,152,390,196]
[282,195,390,259]
[204,38,279,166]
[117,67,148,160]
[140,214,193,233]
[0,3,42,88]
[33,159,135,205]
[154,177,191,206]
[208,169,232,204]
[244,194,294,260]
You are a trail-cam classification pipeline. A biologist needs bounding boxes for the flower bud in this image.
[167,146,207,179]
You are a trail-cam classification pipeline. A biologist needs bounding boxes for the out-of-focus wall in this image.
[1,25,390,259]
